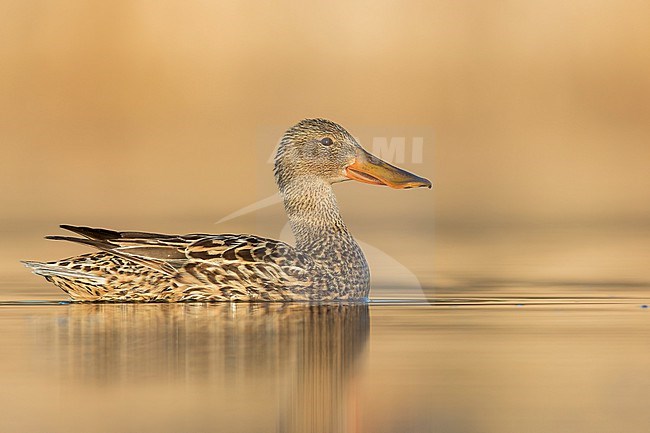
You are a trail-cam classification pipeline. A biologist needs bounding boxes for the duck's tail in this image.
[21,260,106,285]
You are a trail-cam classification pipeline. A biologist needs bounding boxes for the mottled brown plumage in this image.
[23,119,431,302]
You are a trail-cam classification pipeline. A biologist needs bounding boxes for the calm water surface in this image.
[1,295,650,433]
[1,225,650,432]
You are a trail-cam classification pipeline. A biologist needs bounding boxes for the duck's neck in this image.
[279,176,355,255]
[278,174,370,299]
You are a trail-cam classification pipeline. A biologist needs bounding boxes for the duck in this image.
[23,119,431,302]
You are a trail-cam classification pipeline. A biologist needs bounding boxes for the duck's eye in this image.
[320,137,333,146]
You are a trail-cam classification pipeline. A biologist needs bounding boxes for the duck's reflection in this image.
[33,302,369,432]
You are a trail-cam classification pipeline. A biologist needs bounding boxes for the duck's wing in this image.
[50,225,314,285]
[47,225,203,275]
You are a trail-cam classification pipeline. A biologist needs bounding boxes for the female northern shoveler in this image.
[23,119,431,302]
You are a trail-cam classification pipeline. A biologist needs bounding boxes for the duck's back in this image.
[24,225,323,302]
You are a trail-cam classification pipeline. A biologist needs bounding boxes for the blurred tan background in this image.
[1,1,650,289]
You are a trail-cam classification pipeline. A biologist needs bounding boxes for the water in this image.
[0,295,649,433]
[2,224,650,432]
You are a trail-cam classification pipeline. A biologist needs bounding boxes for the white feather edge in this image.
[21,261,107,285]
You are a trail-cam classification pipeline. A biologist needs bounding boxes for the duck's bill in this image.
[345,148,432,189]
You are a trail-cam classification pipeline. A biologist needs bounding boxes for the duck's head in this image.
[275,118,431,191]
